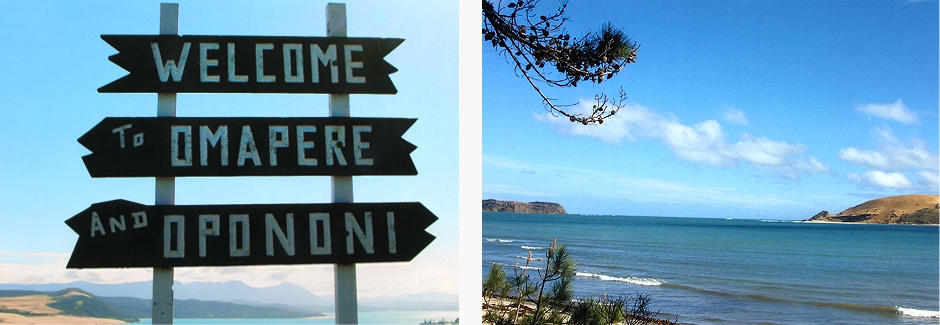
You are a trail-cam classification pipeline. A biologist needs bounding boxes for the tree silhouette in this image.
[483,0,639,125]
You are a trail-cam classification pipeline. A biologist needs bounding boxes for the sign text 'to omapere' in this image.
[99,35,403,94]
[80,117,417,177]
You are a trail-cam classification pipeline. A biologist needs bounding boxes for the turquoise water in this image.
[134,311,458,324]
[482,212,939,325]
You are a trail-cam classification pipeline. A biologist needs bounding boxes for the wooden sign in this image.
[65,200,437,268]
[79,117,417,177]
[98,35,403,94]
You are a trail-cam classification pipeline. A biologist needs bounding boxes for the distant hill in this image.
[99,296,320,319]
[0,288,138,323]
[0,281,327,308]
[482,199,567,214]
[806,194,939,224]
[0,287,321,322]
[0,281,458,313]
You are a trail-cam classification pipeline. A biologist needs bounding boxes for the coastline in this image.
[802,220,940,225]
[0,312,126,324]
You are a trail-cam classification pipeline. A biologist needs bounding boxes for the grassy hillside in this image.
[807,194,939,224]
[0,288,139,322]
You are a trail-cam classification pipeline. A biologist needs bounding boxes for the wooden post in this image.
[153,3,178,325]
[327,3,358,324]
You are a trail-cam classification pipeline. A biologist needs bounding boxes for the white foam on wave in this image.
[576,272,663,286]
[484,238,516,242]
[521,245,545,250]
[514,255,546,261]
[897,306,940,318]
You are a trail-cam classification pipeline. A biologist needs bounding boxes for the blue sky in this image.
[0,0,458,300]
[483,0,938,219]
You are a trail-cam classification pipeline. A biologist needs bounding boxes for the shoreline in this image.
[802,220,939,226]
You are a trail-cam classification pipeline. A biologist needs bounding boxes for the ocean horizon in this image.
[483,212,939,325]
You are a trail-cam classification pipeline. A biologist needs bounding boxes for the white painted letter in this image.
[310,44,338,83]
[387,212,396,254]
[200,125,228,166]
[198,215,220,258]
[112,124,132,148]
[325,125,347,166]
[344,44,365,84]
[152,42,191,82]
[269,125,289,166]
[227,43,248,82]
[229,214,250,257]
[255,43,275,83]
[309,213,331,255]
[171,125,193,167]
[265,213,295,256]
[109,215,127,233]
[199,42,220,82]
[237,125,261,166]
[352,125,373,166]
[296,125,317,166]
[164,215,185,258]
[283,43,304,83]
[90,212,105,237]
[132,211,148,228]
[345,212,374,254]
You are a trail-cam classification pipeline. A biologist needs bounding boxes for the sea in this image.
[482,212,940,325]
[133,311,458,324]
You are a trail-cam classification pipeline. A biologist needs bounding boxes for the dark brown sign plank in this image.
[65,200,437,268]
[79,117,417,177]
[98,35,403,94]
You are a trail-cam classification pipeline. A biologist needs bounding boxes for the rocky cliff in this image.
[806,194,939,224]
[482,199,567,214]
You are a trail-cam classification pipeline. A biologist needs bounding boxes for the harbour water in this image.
[482,212,939,325]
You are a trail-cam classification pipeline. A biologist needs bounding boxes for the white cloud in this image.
[537,102,827,178]
[856,99,919,124]
[839,147,889,169]
[847,171,913,189]
[917,170,940,191]
[662,120,728,166]
[482,155,804,208]
[723,108,748,125]
[840,127,938,191]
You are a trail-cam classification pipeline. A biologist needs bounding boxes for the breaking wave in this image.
[521,245,545,250]
[484,238,516,243]
[897,306,940,318]
[576,272,663,286]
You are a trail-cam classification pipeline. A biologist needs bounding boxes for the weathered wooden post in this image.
[327,3,358,324]
[154,3,178,324]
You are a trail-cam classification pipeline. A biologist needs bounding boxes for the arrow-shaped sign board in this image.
[98,35,403,94]
[79,117,417,177]
[65,200,437,268]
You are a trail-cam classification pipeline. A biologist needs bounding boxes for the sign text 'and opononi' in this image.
[65,200,436,268]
